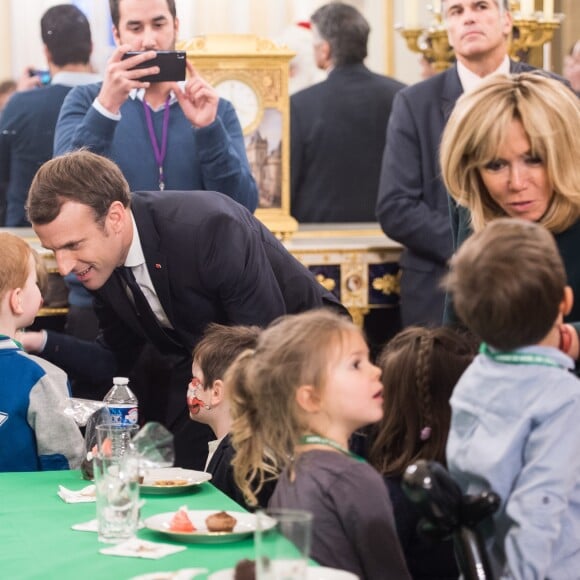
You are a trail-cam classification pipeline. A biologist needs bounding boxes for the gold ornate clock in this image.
[178,34,297,239]
[213,77,262,134]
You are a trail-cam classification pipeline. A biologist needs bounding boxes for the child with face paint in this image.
[186,322,262,508]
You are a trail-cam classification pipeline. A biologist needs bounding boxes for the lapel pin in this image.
[155,263,162,269]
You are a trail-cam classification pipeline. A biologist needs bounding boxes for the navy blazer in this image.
[290,64,405,223]
[42,190,345,426]
[376,60,548,326]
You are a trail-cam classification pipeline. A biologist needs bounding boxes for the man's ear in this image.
[502,10,513,38]
[320,40,332,68]
[9,288,24,315]
[295,384,321,413]
[107,201,127,234]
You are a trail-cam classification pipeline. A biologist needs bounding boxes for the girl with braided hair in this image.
[228,309,410,580]
[368,326,478,580]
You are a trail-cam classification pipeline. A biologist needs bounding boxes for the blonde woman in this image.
[440,73,580,351]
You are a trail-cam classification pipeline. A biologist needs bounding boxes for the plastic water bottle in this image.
[103,377,138,426]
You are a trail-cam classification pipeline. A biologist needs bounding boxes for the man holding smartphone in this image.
[54,0,257,212]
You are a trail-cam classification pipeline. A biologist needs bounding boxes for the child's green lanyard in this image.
[299,434,366,463]
[0,334,23,350]
[479,342,562,368]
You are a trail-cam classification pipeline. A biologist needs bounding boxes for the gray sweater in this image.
[269,449,410,580]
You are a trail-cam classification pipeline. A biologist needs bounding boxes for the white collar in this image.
[51,71,102,87]
[457,55,510,94]
[124,213,146,268]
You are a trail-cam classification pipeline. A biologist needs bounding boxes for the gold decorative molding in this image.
[179,34,297,240]
[372,271,402,297]
[315,274,336,293]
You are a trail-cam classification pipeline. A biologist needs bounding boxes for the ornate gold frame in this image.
[178,35,297,240]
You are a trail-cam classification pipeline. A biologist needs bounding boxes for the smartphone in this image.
[29,69,51,86]
[121,50,186,83]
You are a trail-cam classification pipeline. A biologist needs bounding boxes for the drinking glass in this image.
[94,424,140,543]
[255,509,313,580]
[94,453,140,543]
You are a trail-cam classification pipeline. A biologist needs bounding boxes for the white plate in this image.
[208,566,358,580]
[140,468,212,494]
[144,510,276,544]
[129,569,207,580]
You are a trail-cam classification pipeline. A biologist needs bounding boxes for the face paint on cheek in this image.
[187,380,211,415]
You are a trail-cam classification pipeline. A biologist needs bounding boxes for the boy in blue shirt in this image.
[444,218,580,579]
[0,233,83,471]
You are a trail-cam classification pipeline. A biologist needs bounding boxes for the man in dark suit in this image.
[290,2,405,223]
[25,150,345,469]
[376,0,539,327]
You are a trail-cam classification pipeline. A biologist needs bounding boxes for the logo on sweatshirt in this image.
[0,412,7,427]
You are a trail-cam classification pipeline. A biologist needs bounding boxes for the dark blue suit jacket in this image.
[42,190,345,428]
[290,64,405,223]
[0,85,72,226]
[376,61,541,327]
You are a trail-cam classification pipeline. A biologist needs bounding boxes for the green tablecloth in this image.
[0,469,258,579]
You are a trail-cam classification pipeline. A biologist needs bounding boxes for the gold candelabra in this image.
[398,1,563,72]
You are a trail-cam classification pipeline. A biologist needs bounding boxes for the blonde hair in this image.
[440,73,580,233]
[228,309,358,507]
[0,233,34,303]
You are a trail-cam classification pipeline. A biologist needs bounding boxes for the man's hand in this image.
[16,330,46,354]
[16,67,41,91]
[97,45,159,114]
[172,62,218,128]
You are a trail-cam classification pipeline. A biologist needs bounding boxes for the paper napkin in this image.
[71,519,99,532]
[57,484,96,503]
[99,538,187,559]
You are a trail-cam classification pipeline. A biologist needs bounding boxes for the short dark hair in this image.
[27,150,131,226]
[193,323,261,389]
[109,0,177,29]
[41,4,92,67]
[444,218,566,350]
[311,2,369,66]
